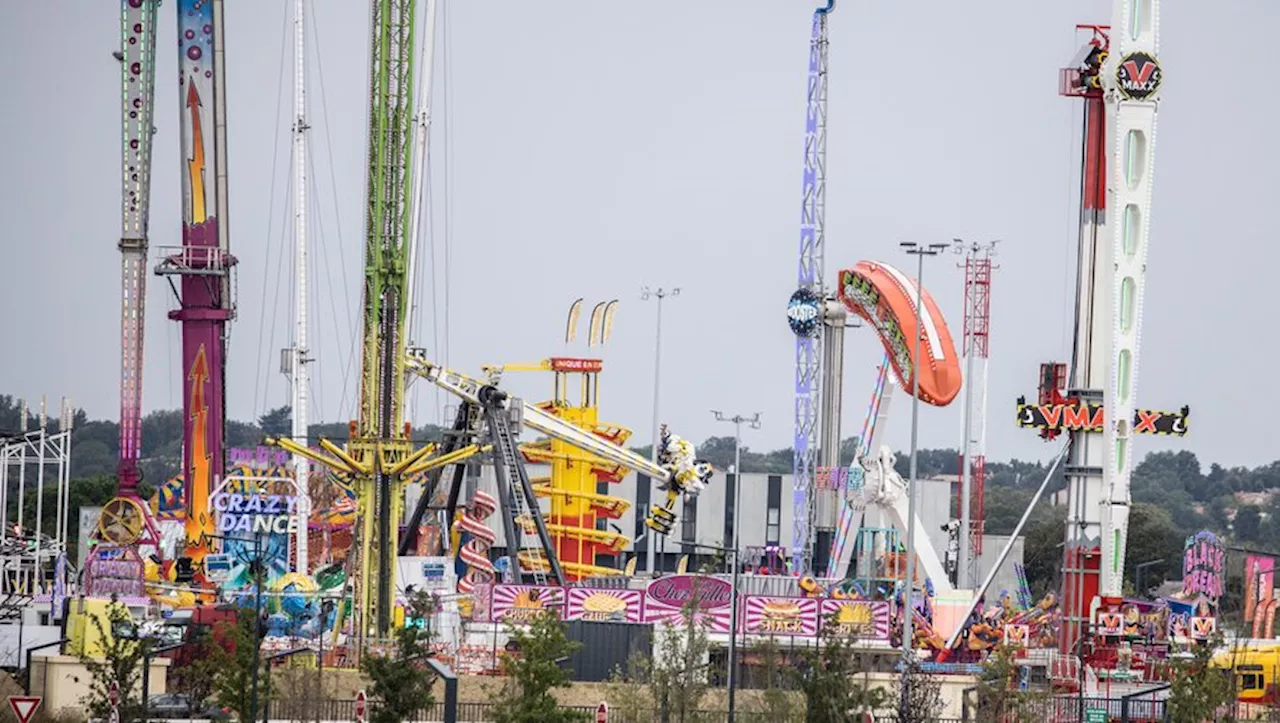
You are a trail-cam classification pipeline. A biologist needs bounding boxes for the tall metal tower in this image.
[89,0,163,586]
[155,0,238,574]
[955,240,997,588]
[352,0,421,637]
[788,0,834,575]
[282,0,312,574]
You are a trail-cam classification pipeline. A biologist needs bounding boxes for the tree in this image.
[892,659,943,723]
[361,590,440,723]
[210,609,270,722]
[973,644,1046,722]
[1234,505,1262,542]
[257,406,292,438]
[1166,636,1237,723]
[748,637,801,723]
[79,601,153,722]
[648,601,712,723]
[792,615,885,722]
[167,626,218,717]
[489,610,584,723]
[605,651,658,723]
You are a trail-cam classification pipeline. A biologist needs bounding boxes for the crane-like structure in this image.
[89,0,164,591]
[154,0,238,576]
[788,0,834,576]
[955,241,997,588]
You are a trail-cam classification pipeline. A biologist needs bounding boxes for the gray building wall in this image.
[403,461,1023,585]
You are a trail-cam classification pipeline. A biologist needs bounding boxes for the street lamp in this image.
[898,241,947,706]
[1133,558,1164,599]
[709,411,758,723]
[711,411,761,558]
[641,285,680,574]
[673,538,741,722]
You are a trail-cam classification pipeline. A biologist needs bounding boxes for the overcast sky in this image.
[2,1,1276,471]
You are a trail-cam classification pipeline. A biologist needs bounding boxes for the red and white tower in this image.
[955,241,997,588]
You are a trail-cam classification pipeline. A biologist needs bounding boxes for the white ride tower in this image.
[1050,1,1164,655]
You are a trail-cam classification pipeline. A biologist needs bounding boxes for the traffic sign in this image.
[7,697,41,723]
[108,681,119,708]
[1084,708,1107,723]
[595,702,608,723]
[355,690,367,723]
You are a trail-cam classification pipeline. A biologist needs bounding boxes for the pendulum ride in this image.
[501,357,633,580]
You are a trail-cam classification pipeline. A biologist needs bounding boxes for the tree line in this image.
[5,394,1277,598]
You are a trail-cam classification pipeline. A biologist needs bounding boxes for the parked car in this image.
[145,693,233,720]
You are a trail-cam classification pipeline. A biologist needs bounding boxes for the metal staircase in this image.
[479,386,562,587]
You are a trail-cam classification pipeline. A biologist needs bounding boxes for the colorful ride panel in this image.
[836,261,962,406]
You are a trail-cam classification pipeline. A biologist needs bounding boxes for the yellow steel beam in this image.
[319,438,369,475]
[397,443,488,478]
[265,436,360,475]
[386,440,438,477]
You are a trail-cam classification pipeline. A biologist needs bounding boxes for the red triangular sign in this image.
[8,697,41,723]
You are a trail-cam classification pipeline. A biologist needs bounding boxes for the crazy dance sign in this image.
[212,490,302,534]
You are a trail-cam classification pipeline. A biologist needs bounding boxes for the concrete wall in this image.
[31,654,169,718]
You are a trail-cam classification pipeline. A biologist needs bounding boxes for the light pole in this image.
[1133,558,1164,600]
[898,241,947,706]
[641,285,680,574]
[710,410,759,723]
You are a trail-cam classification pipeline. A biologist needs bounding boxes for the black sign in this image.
[1014,398,1189,436]
[787,287,823,338]
[1116,51,1162,101]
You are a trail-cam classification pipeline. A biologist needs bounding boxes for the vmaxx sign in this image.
[212,491,301,534]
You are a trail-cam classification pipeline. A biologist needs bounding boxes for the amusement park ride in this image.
[51,0,1222,699]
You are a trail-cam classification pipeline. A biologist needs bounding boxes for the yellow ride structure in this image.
[488,357,635,581]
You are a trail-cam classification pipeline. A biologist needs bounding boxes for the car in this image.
[145,693,233,720]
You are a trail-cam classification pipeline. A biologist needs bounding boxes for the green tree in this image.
[973,644,1046,722]
[1166,637,1237,723]
[210,609,270,722]
[78,600,153,723]
[892,659,943,723]
[648,601,712,723]
[167,626,218,717]
[793,614,885,722]
[605,651,658,723]
[489,610,584,723]
[257,406,292,438]
[1234,505,1262,542]
[361,590,440,723]
[748,637,801,723]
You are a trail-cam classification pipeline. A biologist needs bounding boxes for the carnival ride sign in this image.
[212,491,302,534]
[1182,531,1224,601]
[1014,398,1189,436]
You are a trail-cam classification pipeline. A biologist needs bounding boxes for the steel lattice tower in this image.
[790,2,833,575]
